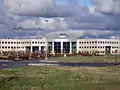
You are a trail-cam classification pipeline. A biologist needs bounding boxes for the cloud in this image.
[0,9,18,37]
[20,17,68,31]
[91,0,120,14]
[91,0,120,30]
[2,0,120,38]
[4,0,77,17]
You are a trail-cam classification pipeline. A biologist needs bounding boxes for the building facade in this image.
[0,33,120,55]
[0,38,46,54]
[77,39,119,55]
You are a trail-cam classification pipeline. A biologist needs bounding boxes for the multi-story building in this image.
[0,32,120,55]
[0,38,46,54]
[77,39,119,55]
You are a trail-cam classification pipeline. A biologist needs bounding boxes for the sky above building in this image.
[0,0,120,38]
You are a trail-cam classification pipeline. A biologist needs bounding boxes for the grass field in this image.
[0,65,120,90]
[0,56,120,90]
[50,55,120,63]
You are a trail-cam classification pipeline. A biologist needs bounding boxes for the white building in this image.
[0,32,120,55]
[77,39,119,55]
[0,38,46,54]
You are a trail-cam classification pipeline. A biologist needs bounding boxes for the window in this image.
[54,42,61,53]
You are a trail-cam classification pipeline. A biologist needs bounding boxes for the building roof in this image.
[45,31,83,41]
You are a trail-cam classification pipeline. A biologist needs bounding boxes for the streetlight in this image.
[44,19,49,61]
[14,26,23,61]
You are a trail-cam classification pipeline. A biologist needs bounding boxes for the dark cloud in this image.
[1,0,120,38]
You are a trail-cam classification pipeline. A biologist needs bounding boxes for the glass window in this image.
[54,42,61,53]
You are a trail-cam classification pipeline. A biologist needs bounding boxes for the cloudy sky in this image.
[0,0,120,38]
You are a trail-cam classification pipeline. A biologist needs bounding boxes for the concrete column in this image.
[30,46,33,53]
[77,40,79,53]
[61,42,63,54]
[39,46,41,53]
[70,42,72,54]
[52,41,54,54]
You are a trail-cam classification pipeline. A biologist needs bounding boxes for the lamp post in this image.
[14,26,23,60]
[44,19,49,61]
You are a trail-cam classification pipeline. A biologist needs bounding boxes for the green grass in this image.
[0,65,120,90]
[51,55,120,63]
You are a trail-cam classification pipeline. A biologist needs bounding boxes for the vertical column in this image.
[77,40,79,53]
[39,46,41,53]
[61,42,63,54]
[30,46,33,53]
[52,41,54,54]
[70,41,72,54]
[30,41,33,53]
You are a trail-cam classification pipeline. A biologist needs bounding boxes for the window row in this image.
[0,41,45,44]
[79,41,119,44]
[79,46,119,49]
[0,46,25,49]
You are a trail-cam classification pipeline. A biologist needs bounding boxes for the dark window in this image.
[54,42,61,53]
[63,42,70,53]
